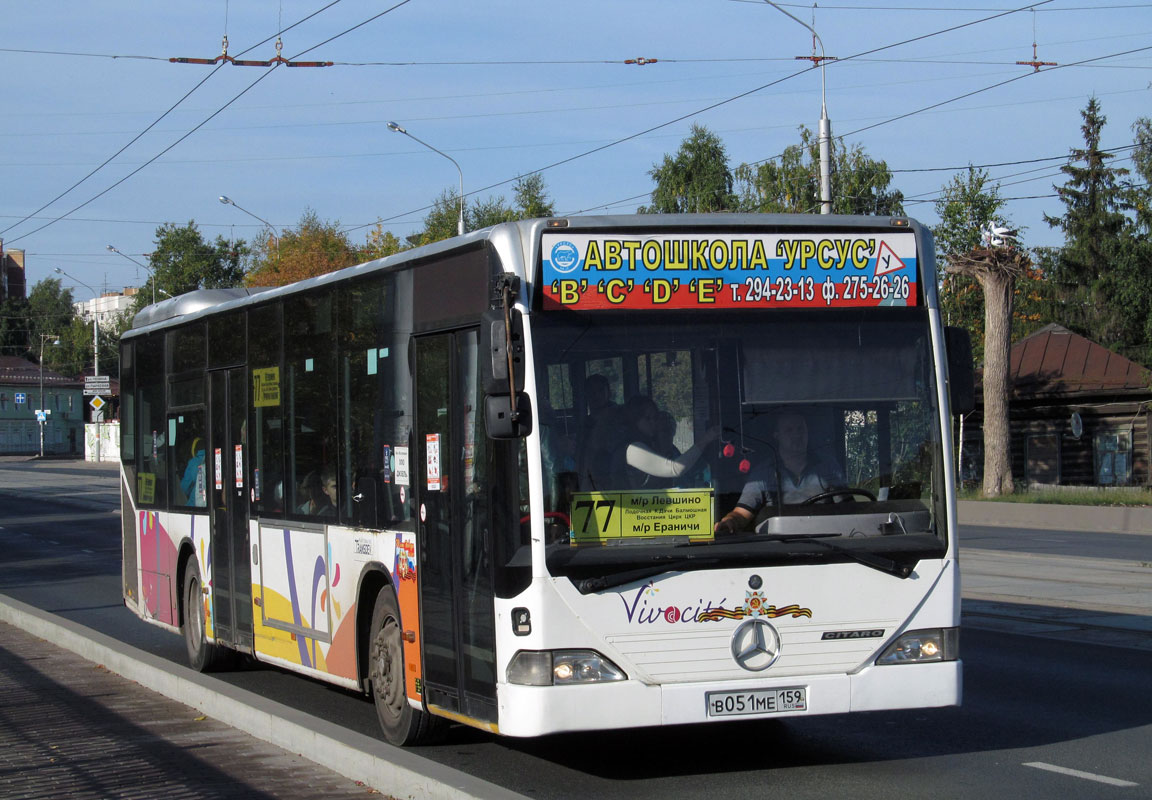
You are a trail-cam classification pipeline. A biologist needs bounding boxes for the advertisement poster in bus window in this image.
[425,434,441,491]
[394,446,409,486]
[540,232,918,311]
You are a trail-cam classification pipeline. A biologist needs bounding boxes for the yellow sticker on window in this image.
[252,367,281,408]
[570,489,714,545]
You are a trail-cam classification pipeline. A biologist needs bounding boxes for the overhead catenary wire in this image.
[3,0,417,247]
[0,0,348,243]
[347,0,1062,234]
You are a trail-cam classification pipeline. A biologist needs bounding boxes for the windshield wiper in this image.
[765,535,913,578]
[678,532,913,578]
[573,558,716,594]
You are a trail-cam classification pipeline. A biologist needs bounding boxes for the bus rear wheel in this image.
[369,588,445,746]
[182,561,228,672]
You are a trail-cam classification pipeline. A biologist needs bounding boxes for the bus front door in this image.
[415,331,498,727]
[208,367,253,652]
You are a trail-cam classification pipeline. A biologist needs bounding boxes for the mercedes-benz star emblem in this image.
[731,619,782,671]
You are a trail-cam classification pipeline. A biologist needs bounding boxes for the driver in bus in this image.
[714,410,846,534]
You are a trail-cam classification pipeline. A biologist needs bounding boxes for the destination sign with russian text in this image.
[541,232,919,310]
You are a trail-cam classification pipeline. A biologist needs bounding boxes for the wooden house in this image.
[960,324,1151,488]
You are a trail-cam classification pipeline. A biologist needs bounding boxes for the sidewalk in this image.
[0,616,386,800]
[0,595,524,800]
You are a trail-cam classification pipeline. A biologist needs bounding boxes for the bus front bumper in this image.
[495,660,961,738]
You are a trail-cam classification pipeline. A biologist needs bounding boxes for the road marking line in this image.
[1024,762,1139,788]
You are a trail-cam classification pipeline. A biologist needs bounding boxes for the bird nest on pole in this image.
[944,246,1031,279]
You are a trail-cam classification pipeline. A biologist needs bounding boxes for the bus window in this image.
[248,303,285,516]
[169,410,207,508]
[285,292,337,519]
[338,276,414,529]
[135,333,167,507]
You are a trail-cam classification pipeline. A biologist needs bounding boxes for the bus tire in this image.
[369,588,446,746]
[182,561,227,672]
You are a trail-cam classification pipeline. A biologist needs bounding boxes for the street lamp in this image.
[54,268,99,378]
[763,1,833,214]
[219,195,278,263]
[107,244,156,305]
[55,267,105,462]
[387,121,466,236]
[37,333,60,458]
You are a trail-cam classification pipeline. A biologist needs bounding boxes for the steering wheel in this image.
[802,487,877,505]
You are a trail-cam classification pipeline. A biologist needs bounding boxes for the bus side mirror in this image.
[485,393,533,440]
[480,308,525,394]
[945,326,975,415]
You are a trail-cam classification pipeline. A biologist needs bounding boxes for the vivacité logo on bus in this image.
[549,240,581,273]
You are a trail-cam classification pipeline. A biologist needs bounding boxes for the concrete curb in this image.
[959,500,1152,533]
[0,593,527,800]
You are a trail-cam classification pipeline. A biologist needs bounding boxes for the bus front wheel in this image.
[182,561,227,672]
[368,588,446,746]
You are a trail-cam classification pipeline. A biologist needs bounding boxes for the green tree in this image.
[26,278,76,362]
[1120,117,1152,360]
[735,126,904,215]
[0,295,30,357]
[934,168,1033,497]
[416,173,557,246]
[512,173,555,219]
[131,222,248,313]
[246,210,359,288]
[418,189,467,246]
[1130,117,1152,233]
[1042,97,1132,343]
[363,224,406,261]
[934,168,1046,362]
[641,124,736,214]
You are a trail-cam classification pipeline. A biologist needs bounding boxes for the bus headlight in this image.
[876,628,959,665]
[507,650,627,685]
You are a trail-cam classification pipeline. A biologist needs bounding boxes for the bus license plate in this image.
[706,687,807,717]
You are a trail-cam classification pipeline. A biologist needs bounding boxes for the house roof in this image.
[1009,324,1151,399]
[0,356,84,388]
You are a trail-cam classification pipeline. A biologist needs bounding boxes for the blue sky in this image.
[2,1,1150,298]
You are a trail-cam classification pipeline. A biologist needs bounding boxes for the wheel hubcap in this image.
[371,617,404,720]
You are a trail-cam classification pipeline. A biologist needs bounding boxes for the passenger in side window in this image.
[297,468,337,517]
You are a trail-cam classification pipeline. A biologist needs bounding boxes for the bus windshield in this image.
[531,308,947,580]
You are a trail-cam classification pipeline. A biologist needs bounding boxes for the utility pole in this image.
[764,1,834,214]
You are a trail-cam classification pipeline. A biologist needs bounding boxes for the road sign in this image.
[84,376,111,396]
[15,392,26,405]
[89,396,106,411]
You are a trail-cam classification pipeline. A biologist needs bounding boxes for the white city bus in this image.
[120,214,973,746]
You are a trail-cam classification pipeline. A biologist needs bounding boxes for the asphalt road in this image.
[1,494,1149,798]
[960,523,1151,561]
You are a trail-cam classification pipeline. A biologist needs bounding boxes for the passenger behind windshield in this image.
[715,410,845,534]
[609,395,718,490]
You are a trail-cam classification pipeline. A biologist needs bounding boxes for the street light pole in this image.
[54,268,98,378]
[55,267,101,462]
[107,244,156,304]
[219,195,278,263]
[763,1,833,214]
[387,121,466,236]
[38,332,59,458]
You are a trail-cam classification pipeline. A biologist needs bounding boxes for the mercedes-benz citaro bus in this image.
[120,214,974,746]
